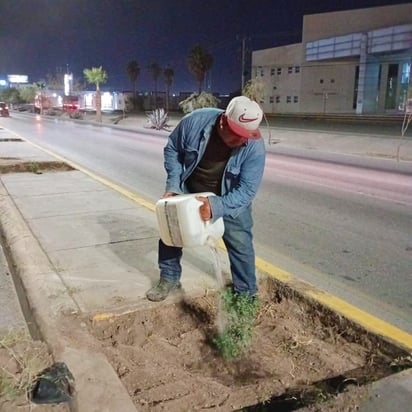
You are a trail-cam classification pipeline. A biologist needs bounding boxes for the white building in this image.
[252,3,412,115]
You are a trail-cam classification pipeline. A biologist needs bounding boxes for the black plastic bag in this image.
[30,362,75,404]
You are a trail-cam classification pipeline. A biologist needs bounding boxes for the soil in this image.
[0,333,69,412]
[91,278,409,412]
[0,160,73,174]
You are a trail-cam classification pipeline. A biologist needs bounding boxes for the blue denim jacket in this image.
[164,107,266,220]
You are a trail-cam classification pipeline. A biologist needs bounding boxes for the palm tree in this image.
[163,66,174,112]
[83,66,108,123]
[187,45,213,94]
[148,62,162,108]
[35,81,46,114]
[126,60,140,97]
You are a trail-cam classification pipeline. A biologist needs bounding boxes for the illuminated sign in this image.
[7,74,28,83]
[64,73,73,96]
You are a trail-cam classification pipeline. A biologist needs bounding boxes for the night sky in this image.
[0,0,410,94]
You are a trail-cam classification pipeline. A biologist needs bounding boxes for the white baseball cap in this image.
[225,96,263,139]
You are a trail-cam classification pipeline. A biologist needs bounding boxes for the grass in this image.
[213,289,260,360]
[0,331,50,403]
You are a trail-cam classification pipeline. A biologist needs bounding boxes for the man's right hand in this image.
[161,192,178,198]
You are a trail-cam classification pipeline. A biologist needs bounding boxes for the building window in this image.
[276,96,280,103]
[385,63,399,110]
[320,79,324,84]
[331,79,335,83]
[288,67,293,74]
[269,96,274,103]
[277,68,282,75]
[293,96,299,103]
[271,68,275,76]
[294,66,300,73]
[260,69,264,76]
[273,86,277,90]
[286,96,291,103]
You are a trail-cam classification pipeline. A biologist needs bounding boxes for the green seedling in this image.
[213,289,259,360]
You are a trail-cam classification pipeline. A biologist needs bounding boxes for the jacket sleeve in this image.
[163,122,186,194]
[208,138,266,219]
[163,122,183,194]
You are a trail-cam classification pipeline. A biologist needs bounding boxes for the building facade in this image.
[252,3,412,115]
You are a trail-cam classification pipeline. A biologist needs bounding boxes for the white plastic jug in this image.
[155,192,225,247]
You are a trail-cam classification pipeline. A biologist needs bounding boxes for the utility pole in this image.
[241,37,246,91]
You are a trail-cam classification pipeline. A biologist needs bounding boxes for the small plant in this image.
[213,289,260,359]
[44,109,58,116]
[146,108,170,130]
[69,110,83,120]
[30,162,41,174]
[0,331,48,402]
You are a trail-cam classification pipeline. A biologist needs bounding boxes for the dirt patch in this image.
[0,331,69,412]
[91,278,410,411]
[0,160,74,174]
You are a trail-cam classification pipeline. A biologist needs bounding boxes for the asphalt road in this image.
[2,113,412,333]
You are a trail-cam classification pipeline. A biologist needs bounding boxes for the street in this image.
[1,113,412,333]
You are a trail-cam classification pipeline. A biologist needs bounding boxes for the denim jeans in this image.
[158,205,257,295]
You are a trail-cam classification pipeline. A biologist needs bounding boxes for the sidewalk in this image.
[0,116,411,411]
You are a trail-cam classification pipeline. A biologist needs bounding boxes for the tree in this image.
[35,81,46,115]
[0,87,21,105]
[242,78,265,103]
[72,78,87,92]
[126,60,140,97]
[18,85,37,104]
[179,92,220,114]
[83,66,108,123]
[148,62,162,109]
[46,68,65,91]
[163,66,174,112]
[187,45,213,94]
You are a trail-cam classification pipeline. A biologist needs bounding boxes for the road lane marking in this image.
[14,133,412,351]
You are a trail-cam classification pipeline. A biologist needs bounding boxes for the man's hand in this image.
[196,196,212,221]
[161,191,178,198]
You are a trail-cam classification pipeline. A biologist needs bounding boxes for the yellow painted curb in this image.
[256,259,412,351]
[92,313,115,323]
[306,289,412,350]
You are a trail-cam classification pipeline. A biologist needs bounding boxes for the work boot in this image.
[146,279,182,302]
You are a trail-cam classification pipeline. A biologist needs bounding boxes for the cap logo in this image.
[238,113,259,123]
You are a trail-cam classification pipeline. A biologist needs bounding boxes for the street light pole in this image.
[241,37,246,91]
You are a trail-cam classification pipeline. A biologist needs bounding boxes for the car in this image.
[62,95,79,112]
[0,102,10,117]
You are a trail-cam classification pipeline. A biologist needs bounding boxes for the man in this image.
[146,95,265,302]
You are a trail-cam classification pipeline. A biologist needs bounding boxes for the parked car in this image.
[62,95,79,112]
[0,102,10,117]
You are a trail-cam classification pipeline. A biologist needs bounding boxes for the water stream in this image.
[207,238,227,333]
